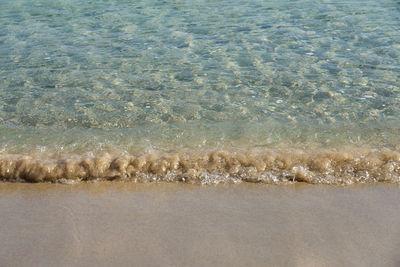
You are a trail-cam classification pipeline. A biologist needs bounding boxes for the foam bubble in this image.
[1,147,400,184]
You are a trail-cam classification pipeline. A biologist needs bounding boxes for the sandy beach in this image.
[1,0,399,266]
[1,182,399,266]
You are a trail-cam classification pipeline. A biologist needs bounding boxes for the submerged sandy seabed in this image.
[0,182,399,266]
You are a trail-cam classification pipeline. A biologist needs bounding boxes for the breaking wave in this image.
[1,147,400,184]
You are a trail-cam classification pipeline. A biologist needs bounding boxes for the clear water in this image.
[0,0,400,183]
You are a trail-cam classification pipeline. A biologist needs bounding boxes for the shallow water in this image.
[0,0,399,183]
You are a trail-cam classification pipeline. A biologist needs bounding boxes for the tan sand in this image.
[0,182,399,266]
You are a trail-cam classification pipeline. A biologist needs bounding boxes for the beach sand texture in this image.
[1,182,399,267]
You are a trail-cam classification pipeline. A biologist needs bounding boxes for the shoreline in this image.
[1,146,400,184]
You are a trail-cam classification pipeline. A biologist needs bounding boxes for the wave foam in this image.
[1,147,400,184]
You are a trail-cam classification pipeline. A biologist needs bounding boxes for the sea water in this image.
[0,0,399,183]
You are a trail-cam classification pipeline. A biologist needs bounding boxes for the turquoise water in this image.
[0,0,400,183]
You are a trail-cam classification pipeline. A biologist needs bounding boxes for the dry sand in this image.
[0,182,399,266]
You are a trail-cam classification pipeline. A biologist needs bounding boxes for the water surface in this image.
[0,0,399,183]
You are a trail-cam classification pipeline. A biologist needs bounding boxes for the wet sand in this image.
[0,182,399,266]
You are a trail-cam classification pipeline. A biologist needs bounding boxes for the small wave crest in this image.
[1,147,400,184]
